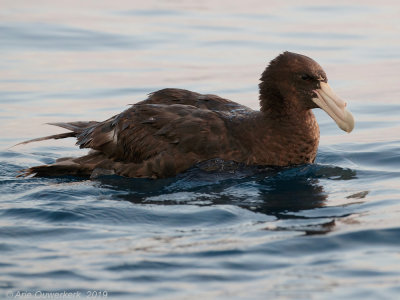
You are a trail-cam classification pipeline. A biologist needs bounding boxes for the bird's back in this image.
[22,88,255,178]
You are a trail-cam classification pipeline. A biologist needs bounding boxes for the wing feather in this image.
[74,101,231,165]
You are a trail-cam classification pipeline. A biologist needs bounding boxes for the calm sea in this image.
[1,1,400,299]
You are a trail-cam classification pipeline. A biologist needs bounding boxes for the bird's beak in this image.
[312,82,355,133]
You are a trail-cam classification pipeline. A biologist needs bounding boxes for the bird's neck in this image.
[241,109,320,166]
[259,78,283,114]
[259,83,307,118]
[258,107,319,137]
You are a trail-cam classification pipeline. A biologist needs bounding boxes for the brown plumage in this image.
[19,52,354,178]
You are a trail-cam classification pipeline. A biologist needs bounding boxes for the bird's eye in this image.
[300,74,313,81]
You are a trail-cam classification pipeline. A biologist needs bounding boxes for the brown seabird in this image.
[19,52,354,178]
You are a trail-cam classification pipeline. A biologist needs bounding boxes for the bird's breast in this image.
[243,112,320,166]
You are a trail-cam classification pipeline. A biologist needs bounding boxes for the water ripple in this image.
[2,1,400,299]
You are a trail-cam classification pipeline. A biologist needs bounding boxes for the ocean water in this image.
[1,1,400,299]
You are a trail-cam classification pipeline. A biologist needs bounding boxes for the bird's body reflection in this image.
[97,160,358,235]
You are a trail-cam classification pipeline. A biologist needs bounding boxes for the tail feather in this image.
[16,121,106,178]
[19,164,92,178]
[13,121,98,147]
[19,156,95,178]
[14,132,76,147]
[47,121,98,132]
[18,152,114,178]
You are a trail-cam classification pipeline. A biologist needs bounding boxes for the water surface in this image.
[1,1,400,299]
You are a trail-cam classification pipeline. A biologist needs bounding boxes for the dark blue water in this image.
[1,1,400,299]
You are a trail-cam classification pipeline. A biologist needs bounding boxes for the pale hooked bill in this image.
[312,82,355,133]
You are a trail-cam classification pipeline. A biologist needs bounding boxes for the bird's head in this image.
[259,51,354,133]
